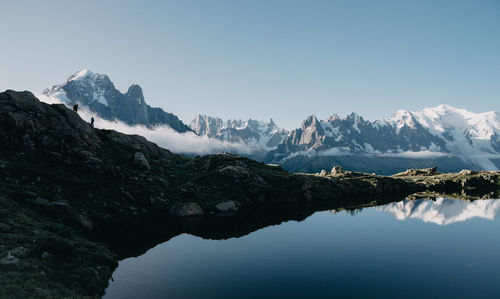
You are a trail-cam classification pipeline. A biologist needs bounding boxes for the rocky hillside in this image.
[43,69,191,132]
[0,90,498,298]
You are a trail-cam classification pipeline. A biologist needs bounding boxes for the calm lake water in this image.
[104,198,500,299]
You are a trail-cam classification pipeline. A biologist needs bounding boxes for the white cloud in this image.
[36,94,252,155]
[298,148,451,159]
[376,150,450,159]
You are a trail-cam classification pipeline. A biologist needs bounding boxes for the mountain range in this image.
[42,70,500,174]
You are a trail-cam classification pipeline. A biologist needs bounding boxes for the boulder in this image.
[170,202,203,216]
[394,166,438,177]
[0,253,18,265]
[218,165,249,179]
[319,170,328,176]
[132,152,151,171]
[459,169,477,175]
[77,214,94,230]
[331,165,344,175]
[215,201,239,212]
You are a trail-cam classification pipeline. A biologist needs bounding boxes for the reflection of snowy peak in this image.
[43,70,191,132]
[378,198,500,225]
[190,115,288,150]
[268,105,500,173]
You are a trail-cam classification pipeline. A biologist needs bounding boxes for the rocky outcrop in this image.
[394,166,438,177]
[132,152,151,171]
[331,165,344,175]
[170,202,204,216]
[215,201,239,212]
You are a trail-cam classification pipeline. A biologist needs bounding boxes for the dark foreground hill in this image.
[0,90,499,298]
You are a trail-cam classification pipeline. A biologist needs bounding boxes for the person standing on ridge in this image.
[90,116,95,128]
[73,104,78,112]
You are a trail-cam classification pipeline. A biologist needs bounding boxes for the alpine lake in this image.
[104,197,500,299]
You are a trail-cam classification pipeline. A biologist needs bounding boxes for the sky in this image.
[1,0,500,130]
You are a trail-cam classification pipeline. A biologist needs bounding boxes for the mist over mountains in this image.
[41,70,500,174]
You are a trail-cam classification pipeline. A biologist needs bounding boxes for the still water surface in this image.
[105,198,500,298]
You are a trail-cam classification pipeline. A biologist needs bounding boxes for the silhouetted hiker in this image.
[73,104,78,112]
[90,116,95,127]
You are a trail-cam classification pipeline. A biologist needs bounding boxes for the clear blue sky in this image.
[1,0,499,129]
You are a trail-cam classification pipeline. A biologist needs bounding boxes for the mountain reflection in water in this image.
[378,198,500,225]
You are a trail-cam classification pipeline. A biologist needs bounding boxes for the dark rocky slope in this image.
[0,90,499,298]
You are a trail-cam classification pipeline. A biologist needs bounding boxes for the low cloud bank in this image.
[305,148,451,159]
[37,94,251,155]
[375,151,450,159]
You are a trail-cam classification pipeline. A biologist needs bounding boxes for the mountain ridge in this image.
[267,104,500,173]
[43,69,192,132]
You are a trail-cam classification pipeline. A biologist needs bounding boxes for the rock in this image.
[331,165,344,174]
[319,170,328,176]
[22,191,38,198]
[158,177,169,188]
[9,246,28,257]
[459,169,475,175]
[170,202,203,216]
[77,214,94,230]
[0,253,19,265]
[394,166,438,177]
[121,190,135,201]
[50,200,71,208]
[76,150,94,160]
[215,201,239,212]
[132,152,151,171]
[218,165,249,179]
[33,197,50,206]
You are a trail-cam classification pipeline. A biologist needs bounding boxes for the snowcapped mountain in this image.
[378,198,500,225]
[41,70,499,174]
[390,105,500,169]
[190,115,288,151]
[43,70,191,132]
[266,105,500,174]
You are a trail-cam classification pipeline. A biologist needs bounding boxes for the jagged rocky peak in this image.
[190,114,224,137]
[303,114,318,127]
[125,84,145,104]
[390,109,418,129]
[67,69,109,83]
[190,114,289,151]
[347,112,361,120]
[43,69,191,132]
[265,118,279,133]
[326,114,340,122]
[269,104,500,173]
[301,114,325,135]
